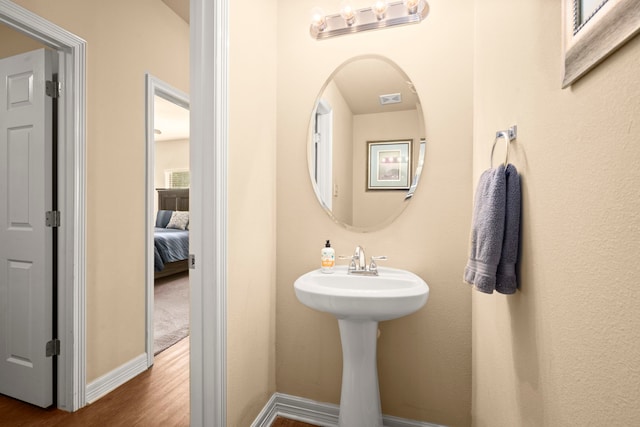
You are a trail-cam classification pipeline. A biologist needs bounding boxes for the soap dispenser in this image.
[321,240,335,273]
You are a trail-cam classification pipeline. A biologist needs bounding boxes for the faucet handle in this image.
[369,256,387,272]
[338,255,358,271]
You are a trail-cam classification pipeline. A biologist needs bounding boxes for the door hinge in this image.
[46,80,61,98]
[46,339,60,357]
[45,211,61,227]
[188,254,195,269]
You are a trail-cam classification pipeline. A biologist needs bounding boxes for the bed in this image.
[154,188,189,279]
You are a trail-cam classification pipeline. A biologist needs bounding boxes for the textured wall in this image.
[473,1,640,425]
[227,0,278,424]
[276,0,474,425]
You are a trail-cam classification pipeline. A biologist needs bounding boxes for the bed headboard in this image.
[157,188,189,211]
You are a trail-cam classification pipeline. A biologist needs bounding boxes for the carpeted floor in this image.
[154,272,190,355]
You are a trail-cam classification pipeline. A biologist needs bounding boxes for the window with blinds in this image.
[165,169,190,188]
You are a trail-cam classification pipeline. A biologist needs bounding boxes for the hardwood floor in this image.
[0,337,189,427]
[270,416,319,427]
[0,341,323,427]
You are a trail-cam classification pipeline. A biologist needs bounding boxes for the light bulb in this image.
[340,0,357,26]
[371,0,389,20]
[403,0,420,14]
[310,7,327,32]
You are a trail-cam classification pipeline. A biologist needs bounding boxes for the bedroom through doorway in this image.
[145,75,190,366]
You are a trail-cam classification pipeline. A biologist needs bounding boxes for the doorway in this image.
[0,3,87,412]
[145,74,190,367]
[1,1,228,423]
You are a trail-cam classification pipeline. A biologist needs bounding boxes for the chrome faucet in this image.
[354,245,366,271]
[341,246,387,275]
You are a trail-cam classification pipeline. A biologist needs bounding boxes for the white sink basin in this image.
[294,265,429,426]
[294,265,429,321]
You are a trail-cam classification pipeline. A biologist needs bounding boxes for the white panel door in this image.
[0,48,54,408]
[314,100,333,210]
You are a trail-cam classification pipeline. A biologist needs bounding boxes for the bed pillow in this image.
[166,211,189,230]
[155,210,174,228]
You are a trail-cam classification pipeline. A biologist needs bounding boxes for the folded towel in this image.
[464,165,507,293]
[495,164,521,294]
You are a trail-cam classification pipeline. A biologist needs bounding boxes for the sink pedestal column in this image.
[337,319,383,427]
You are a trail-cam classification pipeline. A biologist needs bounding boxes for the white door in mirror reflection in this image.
[313,99,333,210]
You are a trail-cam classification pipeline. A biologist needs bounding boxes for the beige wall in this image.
[473,1,640,426]
[11,0,189,382]
[154,138,189,210]
[276,1,474,426]
[352,109,421,228]
[0,24,44,56]
[227,0,278,424]
[155,139,190,187]
[153,139,189,212]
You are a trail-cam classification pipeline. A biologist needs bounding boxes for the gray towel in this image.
[464,165,507,294]
[495,164,520,294]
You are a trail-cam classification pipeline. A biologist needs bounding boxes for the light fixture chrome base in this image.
[310,0,429,40]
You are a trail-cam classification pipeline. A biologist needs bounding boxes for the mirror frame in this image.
[562,0,640,87]
[307,54,426,233]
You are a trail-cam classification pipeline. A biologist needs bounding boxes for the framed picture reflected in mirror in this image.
[367,140,412,190]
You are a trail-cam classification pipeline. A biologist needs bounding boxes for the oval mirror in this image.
[307,55,426,231]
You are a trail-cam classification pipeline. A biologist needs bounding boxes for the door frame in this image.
[144,74,189,368]
[0,0,87,411]
[190,0,229,425]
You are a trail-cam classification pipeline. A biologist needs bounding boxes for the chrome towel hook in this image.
[490,125,517,168]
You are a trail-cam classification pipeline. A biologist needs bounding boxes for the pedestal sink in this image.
[294,265,429,427]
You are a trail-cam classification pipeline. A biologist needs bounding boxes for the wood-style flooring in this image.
[0,337,189,427]
[0,339,320,427]
[270,416,318,427]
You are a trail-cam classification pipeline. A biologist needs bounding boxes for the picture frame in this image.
[367,140,412,190]
[562,0,640,88]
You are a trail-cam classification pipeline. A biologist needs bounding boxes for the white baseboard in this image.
[251,392,448,427]
[85,353,148,404]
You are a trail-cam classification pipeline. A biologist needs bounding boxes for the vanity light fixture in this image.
[310,0,429,40]
[310,7,328,32]
[371,0,389,20]
[403,0,420,14]
[340,0,357,26]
